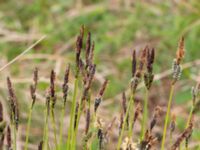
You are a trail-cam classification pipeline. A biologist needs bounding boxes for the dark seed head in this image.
[7,77,19,129]
[132,50,137,77]
[63,64,70,105]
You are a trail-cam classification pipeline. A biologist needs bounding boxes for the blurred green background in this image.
[0,0,200,149]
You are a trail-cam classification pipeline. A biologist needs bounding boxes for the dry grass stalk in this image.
[30,67,38,108]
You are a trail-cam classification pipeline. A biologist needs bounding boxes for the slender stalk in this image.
[50,107,58,150]
[161,84,175,150]
[66,77,79,149]
[13,123,17,150]
[72,102,82,148]
[169,131,172,147]
[186,106,194,128]
[42,106,49,150]
[128,94,134,138]
[185,105,194,150]
[72,93,91,149]
[24,106,33,150]
[140,88,149,140]
[117,94,134,150]
[59,103,66,147]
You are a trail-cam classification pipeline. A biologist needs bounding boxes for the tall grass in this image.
[0,27,199,150]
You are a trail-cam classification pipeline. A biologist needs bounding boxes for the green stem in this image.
[59,103,66,147]
[140,88,149,140]
[43,106,49,150]
[117,94,134,150]
[50,107,58,150]
[161,85,175,150]
[66,77,79,149]
[128,94,135,138]
[24,106,33,150]
[13,123,17,150]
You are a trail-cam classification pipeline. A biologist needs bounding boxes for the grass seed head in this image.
[132,49,137,77]
[63,64,70,105]
[176,36,185,65]
[50,70,56,108]
[7,77,19,129]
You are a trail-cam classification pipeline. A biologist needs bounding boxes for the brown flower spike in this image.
[7,77,19,130]
[63,64,70,105]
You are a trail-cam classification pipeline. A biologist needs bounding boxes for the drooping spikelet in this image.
[150,106,161,132]
[94,79,108,113]
[7,77,19,129]
[62,64,70,105]
[30,67,38,108]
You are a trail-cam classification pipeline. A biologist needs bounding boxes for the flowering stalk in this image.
[161,37,185,150]
[25,68,38,150]
[141,47,155,140]
[7,77,19,150]
[59,64,70,146]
